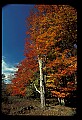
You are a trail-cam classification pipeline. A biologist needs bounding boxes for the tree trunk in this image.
[43,74,46,107]
[38,58,45,108]
[74,73,77,85]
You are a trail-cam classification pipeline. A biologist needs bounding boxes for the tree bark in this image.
[38,58,45,108]
[74,73,77,85]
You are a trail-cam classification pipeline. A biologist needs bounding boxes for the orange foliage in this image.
[10,5,77,97]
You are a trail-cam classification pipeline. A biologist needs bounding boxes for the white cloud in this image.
[2,56,18,80]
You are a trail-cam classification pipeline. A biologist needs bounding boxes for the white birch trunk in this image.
[58,97,65,106]
[38,58,45,108]
[74,73,77,85]
[61,98,65,106]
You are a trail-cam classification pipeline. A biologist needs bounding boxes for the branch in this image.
[34,83,40,94]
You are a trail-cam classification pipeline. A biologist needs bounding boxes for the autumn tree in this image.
[10,5,77,108]
[25,5,77,106]
[9,39,39,97]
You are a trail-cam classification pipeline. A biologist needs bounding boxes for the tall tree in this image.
[25,5,77,106]
[10,5,77,108]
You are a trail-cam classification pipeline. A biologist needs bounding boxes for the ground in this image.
[1,96,76,116]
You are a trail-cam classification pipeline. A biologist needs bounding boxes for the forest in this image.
[2,5,77,116]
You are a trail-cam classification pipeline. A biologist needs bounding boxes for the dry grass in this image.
[1,97,76,116]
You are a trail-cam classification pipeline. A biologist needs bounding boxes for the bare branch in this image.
[34,83,40,94]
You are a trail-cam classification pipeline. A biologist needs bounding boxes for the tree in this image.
[11,41,38,96]
[25,5,77,106]
[11,5,77,108]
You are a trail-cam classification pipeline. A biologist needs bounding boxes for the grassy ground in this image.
[1,96,76,116]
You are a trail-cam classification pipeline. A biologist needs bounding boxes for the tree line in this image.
[4,5,77,108]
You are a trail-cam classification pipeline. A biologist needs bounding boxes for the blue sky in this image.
[2,4,34,82]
